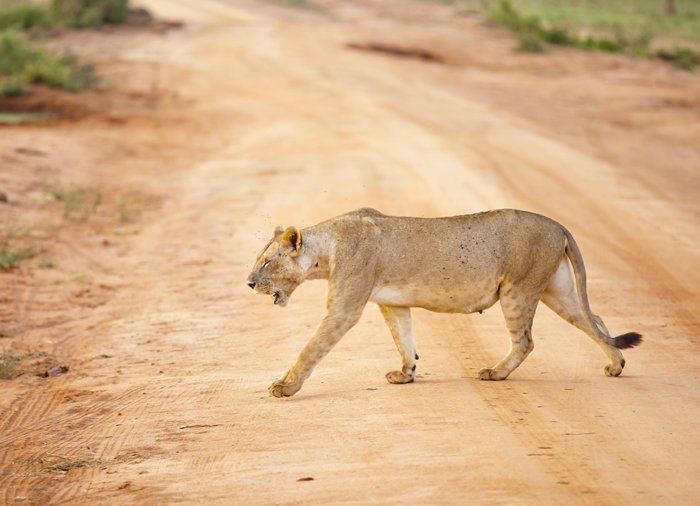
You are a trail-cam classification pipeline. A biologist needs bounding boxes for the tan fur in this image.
[247,208,641,397]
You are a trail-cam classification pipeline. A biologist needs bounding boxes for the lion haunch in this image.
[247,208,642,398]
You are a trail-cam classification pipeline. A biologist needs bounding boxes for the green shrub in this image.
[0,75,24,95]
[49,184,102,220]
[51,0,129,28]
[517,31,544,53]
[0,353,22,379]
[23,52,94,90]
[490,1,637,56]
[0,246,33,270]
[540,27,572,46]
[667,48,698,71]
[491,0,540,33]
[0,28,38,75]
[0,4,52,30]
[0,29,95,92]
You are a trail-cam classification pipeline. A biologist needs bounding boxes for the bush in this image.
[24,51,94,90]
[0,4,52,30]
[0,28,36,75]
[51,0,129,28]
[0,75,25,95]
[517,32,544,53]
[666,48,699,71]
[0,29,95,94]
[540,27,572,46]
[0,353,22,379]
[0,246,33,270]
[579,36,622,53]
[491,1,627,55]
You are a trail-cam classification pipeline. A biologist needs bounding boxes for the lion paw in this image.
[477,368,508,381]
[268,379,301,398]
[604,364,623,377]
[385,370,415,384]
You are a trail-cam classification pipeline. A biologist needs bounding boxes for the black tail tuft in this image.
[613,332,643,349]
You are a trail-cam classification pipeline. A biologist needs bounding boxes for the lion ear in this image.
[280,226,302,256]
[273,226,284,238]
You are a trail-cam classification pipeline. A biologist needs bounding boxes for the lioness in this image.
[247,208,641,398]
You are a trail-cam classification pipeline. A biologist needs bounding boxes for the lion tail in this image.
[563,229,642,350]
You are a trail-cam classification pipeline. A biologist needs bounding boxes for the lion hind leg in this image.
[541,258,625,376]
[378,305,416,384]
[479,290,537,381]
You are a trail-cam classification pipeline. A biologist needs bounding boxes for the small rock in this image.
[0,191,7,203]
[40,365,69,378]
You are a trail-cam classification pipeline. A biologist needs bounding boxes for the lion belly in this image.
[370,282,500,314]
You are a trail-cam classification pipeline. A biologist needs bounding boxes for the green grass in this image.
[265,0,323,11]
[0,74,23,94]
[660,46,699,69]
[0,3,51,30]
[0,353,21,379]
[0,0,134,30]
[0,246,33,269]
[50,0,129,28]
[47,184,102,221]
[474,0,700,69]
[0,111,54,123]
[493,0,700,44]
[0,29,95,96]
[0,225,34,270]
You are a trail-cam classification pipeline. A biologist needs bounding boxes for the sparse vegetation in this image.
[0,225,34,270]
[0,352,21,379]
[0,74,24,95]
[50,0,129,28]
[0,245,33,269]
[0,29,95,96]
[47,184,102,220]
[0,3,51,30]
[116,196,142,222]
[450,0,700,70]
[488,0,630,54]
[0,0,135,30]
[0,0,139,98]
[266,0,322,11]
[660,46,699,70]
[37,258,57,269]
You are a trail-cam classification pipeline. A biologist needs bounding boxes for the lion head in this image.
[246,226,305,307]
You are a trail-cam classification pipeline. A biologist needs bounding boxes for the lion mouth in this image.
[272,290,289,306]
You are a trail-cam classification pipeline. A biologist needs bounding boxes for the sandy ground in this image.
[1,0,699,503]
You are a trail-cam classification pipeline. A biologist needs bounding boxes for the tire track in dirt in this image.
[446,317,616,503]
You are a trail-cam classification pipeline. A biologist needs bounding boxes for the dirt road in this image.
[1,0,699,503]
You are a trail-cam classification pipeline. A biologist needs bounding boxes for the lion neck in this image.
[299,228,331,280]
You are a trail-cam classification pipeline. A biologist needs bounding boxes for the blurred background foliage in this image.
[50,0,129,28]
[1,0,699,100]
[0,0,131,97]
[445,0,699,69]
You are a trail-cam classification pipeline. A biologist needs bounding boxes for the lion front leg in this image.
[268,309,363,398]
[268,222,378,398]
[378,305,417,384]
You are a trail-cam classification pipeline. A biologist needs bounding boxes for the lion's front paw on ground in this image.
[268,379,300,397]
[385,370,415,384]
[477,368,508,381]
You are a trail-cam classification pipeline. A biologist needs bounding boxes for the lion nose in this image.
[248,282,256,290]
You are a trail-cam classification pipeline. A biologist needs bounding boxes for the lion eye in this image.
[262,260,271,269]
